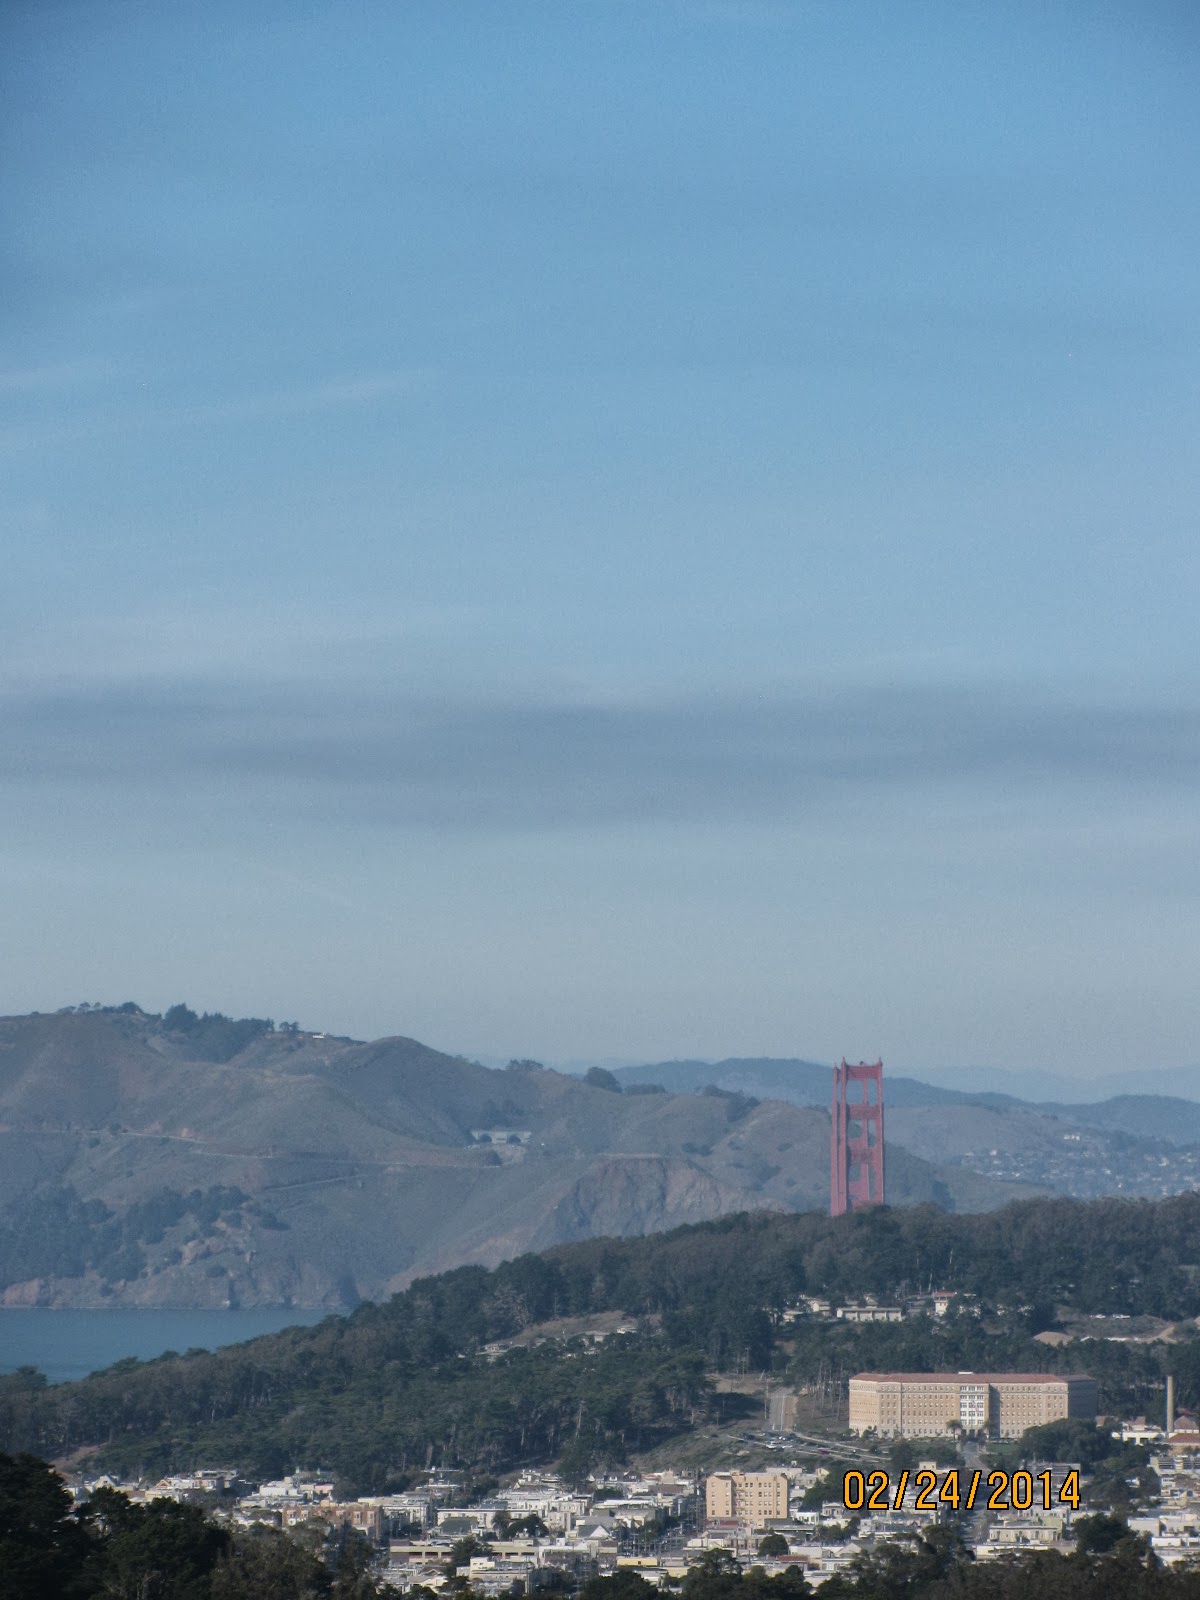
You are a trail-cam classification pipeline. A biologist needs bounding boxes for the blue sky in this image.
[3,1,1198,1085]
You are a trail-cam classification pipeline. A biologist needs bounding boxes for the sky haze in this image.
[3,1,1198,1085]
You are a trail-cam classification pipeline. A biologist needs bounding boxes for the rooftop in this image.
[850,1372,1092,1385]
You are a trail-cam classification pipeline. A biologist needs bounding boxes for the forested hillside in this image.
[5,1196,1200,1492]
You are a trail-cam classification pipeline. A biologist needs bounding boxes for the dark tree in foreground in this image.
[89,1484,229,1599]
[211,1525,332,1599]
[0,1453,407,1600]
[0,1452,95,1600]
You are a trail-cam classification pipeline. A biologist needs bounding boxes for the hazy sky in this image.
[3,1,1198,1084]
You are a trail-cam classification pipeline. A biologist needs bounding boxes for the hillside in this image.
[6,1196,1200,1490]
[0,1009,1028,1311]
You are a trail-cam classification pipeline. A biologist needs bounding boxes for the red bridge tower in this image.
[830,1058,885,1217]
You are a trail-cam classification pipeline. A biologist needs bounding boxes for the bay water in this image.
[0,1306,329,1385]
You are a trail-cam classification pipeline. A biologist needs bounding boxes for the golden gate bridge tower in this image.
[830,1058,884,1217]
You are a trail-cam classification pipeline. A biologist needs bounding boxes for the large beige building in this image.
[705,1470,789,1527]
[848,1372,1097,1439]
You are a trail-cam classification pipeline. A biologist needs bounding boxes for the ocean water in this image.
[0,1306,330,1384]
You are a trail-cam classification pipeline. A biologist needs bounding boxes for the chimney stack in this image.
[1167,1375,1175,1436]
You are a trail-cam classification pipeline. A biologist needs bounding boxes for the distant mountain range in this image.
[613,1058,1200,1198]
[612,1057,1200,1144]
[2,1010,1198,1312]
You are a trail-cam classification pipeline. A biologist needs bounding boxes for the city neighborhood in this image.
[63,1379,1200,1590]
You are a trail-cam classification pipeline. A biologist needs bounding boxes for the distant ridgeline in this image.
[52,1001,291,1063]
[4,1196,1200,1492]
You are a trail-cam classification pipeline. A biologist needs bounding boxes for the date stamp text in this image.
[841,1468,1081,1514]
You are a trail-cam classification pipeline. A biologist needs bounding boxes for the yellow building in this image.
[705,1470,790,1527]
[848,1372,1097,1439]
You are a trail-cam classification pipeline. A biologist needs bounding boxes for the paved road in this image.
[753,1425,885,1463]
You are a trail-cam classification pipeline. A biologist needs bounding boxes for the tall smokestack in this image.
[1167,1375,1175,1435]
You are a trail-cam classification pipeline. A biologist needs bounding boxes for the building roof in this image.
[849,1372,1091,1385]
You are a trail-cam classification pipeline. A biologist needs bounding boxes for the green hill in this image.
[5,1194,1200,1491]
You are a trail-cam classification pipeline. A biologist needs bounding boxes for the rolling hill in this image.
[0,1008,1032,1311]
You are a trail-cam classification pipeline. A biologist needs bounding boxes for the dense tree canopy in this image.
[3,1197,1199,1490]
